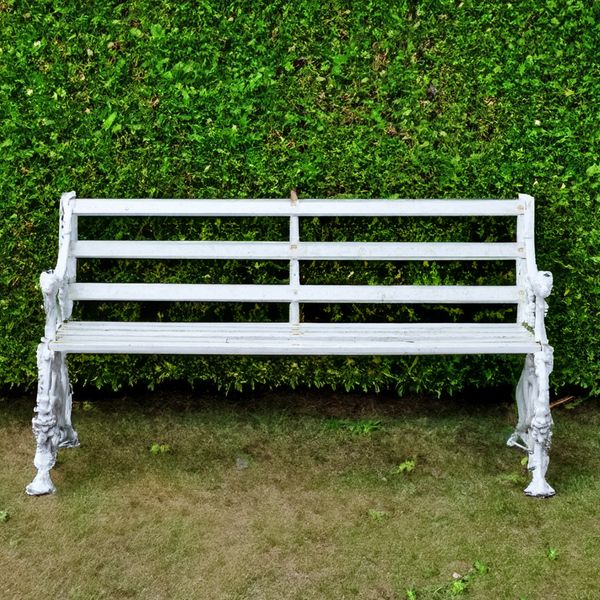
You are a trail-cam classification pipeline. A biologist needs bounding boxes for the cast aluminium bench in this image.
[27,192,555,497]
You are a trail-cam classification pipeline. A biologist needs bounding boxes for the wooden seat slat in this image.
[52,321,538,355]
[59,321,532,334]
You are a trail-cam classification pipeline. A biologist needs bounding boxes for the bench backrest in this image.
[53,193,538,328]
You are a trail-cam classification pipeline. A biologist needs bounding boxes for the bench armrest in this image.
[39,270,66,339]
[40,192,77,340]
[526,269,553,345]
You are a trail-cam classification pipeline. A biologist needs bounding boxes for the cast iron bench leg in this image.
[508,349,555,497]
[524,346,555,498]
[26,344,78,495]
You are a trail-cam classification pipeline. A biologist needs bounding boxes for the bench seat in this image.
[51,321,540,355]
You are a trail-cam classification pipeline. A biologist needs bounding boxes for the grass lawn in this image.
[1,390,599,599]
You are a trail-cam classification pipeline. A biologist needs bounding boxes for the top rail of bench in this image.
[71,198,526,217]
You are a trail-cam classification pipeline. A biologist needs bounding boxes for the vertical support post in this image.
[56,192,79,449]
[516,199,528,326]
[57,191,77,321]
[517,193,536,328]
[289,190,300,329]
[66,197,78,285]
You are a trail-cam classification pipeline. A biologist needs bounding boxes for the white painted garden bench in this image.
[28,192,555,497]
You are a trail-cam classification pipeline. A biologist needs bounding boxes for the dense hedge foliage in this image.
[1,0,598,395]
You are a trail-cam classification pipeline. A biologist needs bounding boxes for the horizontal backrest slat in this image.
[72,240,523,261]
[70,283,522,304]
[72,198,525,217]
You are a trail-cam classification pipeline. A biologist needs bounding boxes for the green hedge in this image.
[1,0,598,395]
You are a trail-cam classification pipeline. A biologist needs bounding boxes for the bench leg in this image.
[524,347,555,497]
[26,345,78,496]
[509,349,555,497]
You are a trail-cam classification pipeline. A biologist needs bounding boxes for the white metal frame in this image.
[26,192,555,498]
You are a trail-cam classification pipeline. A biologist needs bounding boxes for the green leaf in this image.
[102,112,118,131]
[586,165,600,177]
[473,560,489,575]
[150,24,165,38]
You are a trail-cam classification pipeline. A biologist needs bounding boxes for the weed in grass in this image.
[149,443,171,455]
[324,418,346,431]
[498,458,529,487]
[406,589,417,600]
[325,418,383,435]
[0,510,9,523]
[349,419,383,435]
[473,560,489,575]
[547,547,558,561]
[412,561,490,598]
[450,579,467,596]
[392,459,416,475]
[367,509,387,522]
[498,471,528,486]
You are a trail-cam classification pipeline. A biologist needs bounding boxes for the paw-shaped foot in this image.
[25,471,56,496]
[524,479,555,498]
